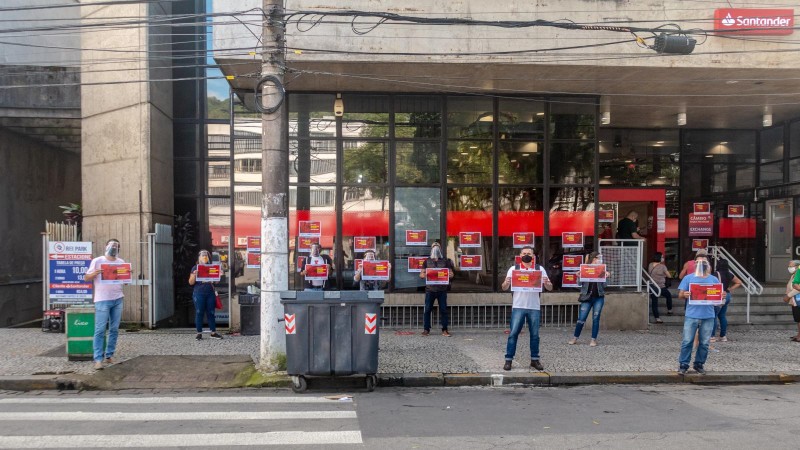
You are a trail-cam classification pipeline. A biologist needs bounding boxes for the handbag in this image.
[663,277,672,289]
[214,290,223,309]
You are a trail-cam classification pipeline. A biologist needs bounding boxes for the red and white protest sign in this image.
[579,264,607,283]
[297,236,320,253]
[246,252,260,269]
[284,314,296,334]
[365,313,377,334]
[598,209,615,223]
[425,268,450,285]
[362,260,390,281]
[407,256,427,273]
[562,232,584,249]
[405,230,428,246]
[693,202,711,215]
[562,272,580,288]
[512,232,534,248]
[304,264,329,281]
[688,283,725,306]
[195,264,221,282]
[354,236,376,253]
[298,221,321,237]
[714,8,794,36]
[246,236,260,253]
[727,205,745,218]
[688,213,713,237]
[296,256,305,273]
[562,254,583,271]
[459,255,482,271]
[692,239,709,252]
[354,259,363,272]
[459,232,481,248]
[511,270,542,292]
[99,263,133,284]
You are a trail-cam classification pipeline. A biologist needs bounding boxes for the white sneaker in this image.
[589,339,597,347]
[94,361,103,370]
[568,337,577,345]
[719,336,728,342]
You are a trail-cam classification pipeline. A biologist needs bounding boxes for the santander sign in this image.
[714,8,794,35]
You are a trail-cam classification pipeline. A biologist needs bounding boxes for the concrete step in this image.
[656,304,792,314]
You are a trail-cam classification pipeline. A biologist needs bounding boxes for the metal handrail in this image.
[707,245,762,323]
[598,239,645,291]
[641,267,661,298]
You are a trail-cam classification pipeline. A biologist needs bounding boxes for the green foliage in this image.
[58,203,83,239]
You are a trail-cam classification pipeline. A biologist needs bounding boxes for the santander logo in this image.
[714,8,794,35]
[721,13,735,27]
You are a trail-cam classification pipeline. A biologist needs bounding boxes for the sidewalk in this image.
[1,327,798,391]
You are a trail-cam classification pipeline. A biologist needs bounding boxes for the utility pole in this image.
[260,0,288,369]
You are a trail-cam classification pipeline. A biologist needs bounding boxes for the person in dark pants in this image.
[648,252,673,323]
[569,252,610,346]
[420,242,454,337]
[189,250,223,341]
[616,211,644,246]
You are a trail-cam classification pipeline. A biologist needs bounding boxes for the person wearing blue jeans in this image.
[710,260,741,343]
[189,250,223,341]
[712,293,731,340]
[501,245,553,371]
[84,239,126,370]
[677,257,720,375]
[569,252,609,346]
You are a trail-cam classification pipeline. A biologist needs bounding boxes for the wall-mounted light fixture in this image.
[333,93,344,117]
[677,112,687,126]
[601,111,611,125]
[762,113,773,127]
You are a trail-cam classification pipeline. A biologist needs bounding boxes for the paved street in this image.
[1,384,799,448]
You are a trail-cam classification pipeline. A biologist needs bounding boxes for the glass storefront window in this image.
[548,187,594,290]
[498,187,544,275]
[447,141,493,184]
[550,97,595,140]
[343,141,388,184]
[396,141,440,184]
[289,94,337,139]
[761,126,784,162]
[760,161,784,186]
[550,142,594,184]
[682,130,757,195]
[395,95,442,139]
[290,139,337,184]
[394,187,441,291]
[289,186,339,290]
[342,95,390,138]
[447,97,493,139]
[499,141,543,184]
[446,187,493,292]
[791,121,800,158]
[206,161,229,194]
[341,188,389,290]
[791,158,800,183]
[498,98,545,140]
[598,129,679,186]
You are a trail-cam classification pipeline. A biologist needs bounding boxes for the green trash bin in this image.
[66,306,99,361]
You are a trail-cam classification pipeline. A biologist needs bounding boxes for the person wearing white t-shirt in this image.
[300,243,330,291]
[501,245,552,371]
[84,239,125,370]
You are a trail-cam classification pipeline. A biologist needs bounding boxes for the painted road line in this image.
[0,396,348,405]
[0,431,363,448]
[0,411,357,421]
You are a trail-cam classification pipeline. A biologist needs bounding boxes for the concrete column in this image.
[80,1,174,323]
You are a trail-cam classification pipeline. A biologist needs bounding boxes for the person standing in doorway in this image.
[568,252,610,346]
[616,211,645,245]
[84,239,125,370]
[502,245,553,371]
[420,242,454,337]
[648,252,673,323]
[189,250,223,341]
[677,258,720,375]
[299,243,329,291]
[782,259,800,342]
[710,259,741,343]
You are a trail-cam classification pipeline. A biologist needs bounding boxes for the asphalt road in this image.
[0,383,798,449]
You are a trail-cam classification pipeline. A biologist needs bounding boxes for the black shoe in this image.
[530,360,544,371]
[694,366,706,375]
[195,333,202,340]
[503,360,512,371]
[210,332,223,340]
[678,367,688,375]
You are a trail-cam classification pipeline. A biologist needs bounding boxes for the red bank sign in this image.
[714,9,794,35]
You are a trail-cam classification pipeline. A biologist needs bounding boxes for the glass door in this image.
[766,199,792,282]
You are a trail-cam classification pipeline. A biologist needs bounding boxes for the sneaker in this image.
[94,361,104,370]
[678,367,688,375]
[195,333,202,340]
[567,337,577,345]
[104,357,114,365]
[655,318,663,324]
[709,337,717,343]
[719,336,728,342]
[210,332,223,340]
[421,330,430,336]
[667,310,673,316]
[503,360,512,371]
[442,330,452,337]
[530,360,544,371]
[589,339,597,347]
[694,366,707,375]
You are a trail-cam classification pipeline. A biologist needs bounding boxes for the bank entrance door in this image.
[766,199,792,282]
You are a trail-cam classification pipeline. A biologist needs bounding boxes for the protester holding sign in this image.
[420,242,454,337]
[677,258,720,375]
[569,252,610,347]
[783,259,800,343]
[354,250,390,291]
[84,239,125,370]
[299,243,330,291]
[189,250,223,341]
[501,245,552,371]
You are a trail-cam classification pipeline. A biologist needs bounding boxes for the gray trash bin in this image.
[238,294,260,336]
[280,290,384,392]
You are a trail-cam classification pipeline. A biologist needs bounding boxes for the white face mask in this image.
[311,246,320,257]
[694,260,709,277]
[789,267,797,274]
[430,246,443,259]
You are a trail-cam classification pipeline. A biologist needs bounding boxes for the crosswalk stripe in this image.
[0,431,363,448]
[0,396,345,405]
[0,411,357,421]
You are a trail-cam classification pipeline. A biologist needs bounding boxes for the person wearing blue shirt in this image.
[677,257,719,375]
